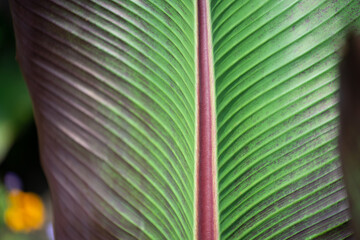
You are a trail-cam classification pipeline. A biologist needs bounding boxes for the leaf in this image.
[10,0,197,239]
[212,0,360,239]
[9,0,360,239]
[339,33,360,238]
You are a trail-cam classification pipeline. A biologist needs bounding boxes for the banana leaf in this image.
[9,0,360,239]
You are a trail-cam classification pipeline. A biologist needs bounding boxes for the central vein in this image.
[196,0,218,239]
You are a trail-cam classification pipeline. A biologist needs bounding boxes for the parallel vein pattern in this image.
[210,0,360,239]
[11,0,196,239]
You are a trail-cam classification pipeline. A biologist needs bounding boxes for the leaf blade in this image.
[10,0,197,239]
[211,0,360,239]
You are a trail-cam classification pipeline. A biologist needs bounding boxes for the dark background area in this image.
[0,0,51,239]
[0,0,47,198]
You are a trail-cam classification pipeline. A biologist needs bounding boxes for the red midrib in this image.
[197,0,217,239]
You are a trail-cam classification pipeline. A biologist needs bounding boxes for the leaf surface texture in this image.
[211,0,360,239]
[11,0,197,239]
[9,0,360,239]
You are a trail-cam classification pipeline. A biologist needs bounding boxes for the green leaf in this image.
[10,0,196,239]
[9,0,360,239]
[212,0,360,239]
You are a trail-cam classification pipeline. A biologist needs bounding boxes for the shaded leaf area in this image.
[10,0,196,239]
[211,0,360,239]
[339,34,360,238]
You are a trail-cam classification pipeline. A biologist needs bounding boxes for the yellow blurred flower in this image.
[4,190,45,232]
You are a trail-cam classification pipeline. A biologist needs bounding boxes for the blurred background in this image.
[0,1,52,239]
